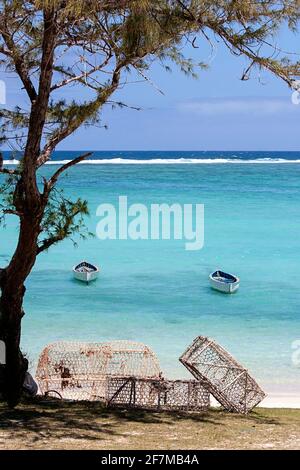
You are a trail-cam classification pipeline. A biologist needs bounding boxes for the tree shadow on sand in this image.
[0,396,282,446]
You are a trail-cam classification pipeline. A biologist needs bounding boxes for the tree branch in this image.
[43,152,92,196]
[37,61,125,167]
[0,168,16,175]
[36,235,63,254]
[0,45,11,56]
[215,24,298,87]
[37,205,88,255]
[1,209,22,217]
[50,53,113,92]
[0,18,37,102]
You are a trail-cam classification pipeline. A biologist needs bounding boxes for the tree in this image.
[0,0,299,407]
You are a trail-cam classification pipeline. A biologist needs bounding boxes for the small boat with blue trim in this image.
[73,261,99,283]
[209,270,239,294]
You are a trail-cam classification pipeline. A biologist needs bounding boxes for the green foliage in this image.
[38,187,92,252]
[0,171,21,225]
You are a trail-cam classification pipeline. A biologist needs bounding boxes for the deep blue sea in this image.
[4,149,300,164]
[1,151,300,396]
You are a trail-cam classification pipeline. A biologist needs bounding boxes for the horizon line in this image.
[2,149,300,153]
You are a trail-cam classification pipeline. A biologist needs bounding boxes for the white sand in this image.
[259,393,300,409]
[210,394,300,409]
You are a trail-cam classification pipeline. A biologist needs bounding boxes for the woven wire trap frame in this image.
[180,336,266,414]
[36,340,161,401]
[106,376,210,412]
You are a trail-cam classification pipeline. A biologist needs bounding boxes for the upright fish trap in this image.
[36,340,161,401]
[180,336,266,414]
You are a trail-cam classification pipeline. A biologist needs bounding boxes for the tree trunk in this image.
[0,214,41,407]
[0,285,27,407]
[0,6,56,401]
[0,8,61,407]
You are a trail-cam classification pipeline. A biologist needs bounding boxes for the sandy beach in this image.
[208,394,299,410]
[260,394,300,409]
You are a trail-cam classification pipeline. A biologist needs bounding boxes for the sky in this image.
[1,26,300,151]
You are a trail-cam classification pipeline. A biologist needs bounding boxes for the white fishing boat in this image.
[73,261,99,283]
[209,270,239,294]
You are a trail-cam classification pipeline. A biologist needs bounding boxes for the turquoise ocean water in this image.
[1,151,300,395]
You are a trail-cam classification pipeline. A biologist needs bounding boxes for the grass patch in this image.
[0,397,300,450]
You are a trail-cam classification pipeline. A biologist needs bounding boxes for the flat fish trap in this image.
[180,336,266,414]
[106,376,210,412]
[36,340,161,401]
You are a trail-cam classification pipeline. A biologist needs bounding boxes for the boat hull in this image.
[209,271,239,294]
[73,270,99,283]
[73,261,99,283]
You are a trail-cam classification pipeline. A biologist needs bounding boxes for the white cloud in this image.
[177,97,299,116]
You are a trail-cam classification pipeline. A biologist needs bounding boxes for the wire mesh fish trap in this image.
[107,376,210,412]
[180,336,266,414]
[36,341,161,401]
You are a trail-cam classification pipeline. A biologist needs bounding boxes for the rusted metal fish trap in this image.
[106,376,210,411]
[36,340,161,401]
[179,336,266,414]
